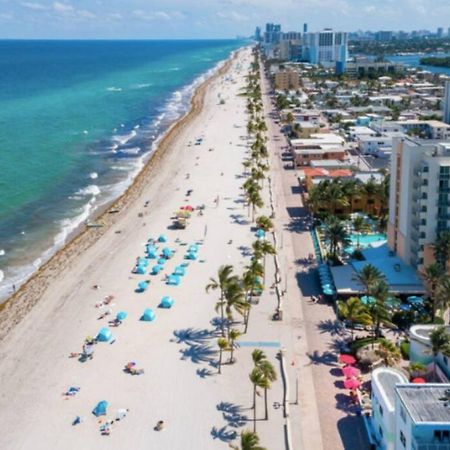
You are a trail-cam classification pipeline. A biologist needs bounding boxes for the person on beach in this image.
[63,386,80,398]
[116,409,129,421]
[72,416,82,426]
[155,420,165,431]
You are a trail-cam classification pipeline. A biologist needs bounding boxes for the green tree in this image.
[249,368,268,432]
[352,216,371,249]
[421,263,444,321]
[367,280,393,344]
[352,263,386,297]
[434,230,450,271]
[224,281,248,337]
[322,217,351,261]
[376,339,401,366]
[429,326,450,380]
[206,265,238,337]
[434,275,450,323]
[230,430,267,450]
[255,216,273,232]
[228,328,241,364]
[337,297,372,342]
[217,337,229,374]
[252,240,275,281]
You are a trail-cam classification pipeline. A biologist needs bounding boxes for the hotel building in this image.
[388,138,450,269]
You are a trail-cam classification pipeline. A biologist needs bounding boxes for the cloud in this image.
[77,9,96,19]
[216,11,248,22]
[53,1,74,13]
[0,12,13,20]
[21,1,46,10]
[132,10,185,21]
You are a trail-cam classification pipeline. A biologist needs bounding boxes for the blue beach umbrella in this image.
[407,296,424,306]
[151,264,163,275]
[135,265,147,275]
[160,296,174,308]
[97,327,112,342]
[157,258,166,265]
[158,235,167,243]
[361,295,376,306]
[116,311,128,321]
[188,244,199,253]
[186,251,197,260]
[92,401,108,417]
[167,275,181,286]
[400,304,412,312]
[162,247,173,258]
[255,229,266,239]
[323,287,335,296]
[147,249,158,259]
[137,280,149,292]
[174,265,186,276]
[138,257,149,267]
[141,308,155,322]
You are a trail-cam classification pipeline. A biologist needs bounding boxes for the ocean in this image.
[388,52,450,76]
[0,39,242,299]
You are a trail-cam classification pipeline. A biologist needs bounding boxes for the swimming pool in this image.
[345,233,387,254]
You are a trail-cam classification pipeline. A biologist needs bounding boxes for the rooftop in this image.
[397,384,450,423]
[373,367,408,412]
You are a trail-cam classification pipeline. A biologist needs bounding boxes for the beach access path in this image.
[0,48,302,450]
[260,67,371,450]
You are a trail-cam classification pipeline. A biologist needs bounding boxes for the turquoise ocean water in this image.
[0,40,242,298]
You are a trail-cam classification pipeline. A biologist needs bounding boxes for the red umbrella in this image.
[412,377,426,384]
[342,366,360,378]
[339,354,356,365]
[184,205,194,211]
[344,378,361,389]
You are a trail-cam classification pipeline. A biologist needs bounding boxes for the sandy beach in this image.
[0,47,304,449]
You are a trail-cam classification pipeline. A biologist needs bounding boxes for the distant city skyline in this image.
[0,0,450,39]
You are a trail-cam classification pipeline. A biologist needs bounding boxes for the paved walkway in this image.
[261,71,370,450]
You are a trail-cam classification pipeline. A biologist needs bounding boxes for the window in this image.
[444,356,448,366]
[400,431,406,447]
[379,426,383,437]
[379,405,383,416]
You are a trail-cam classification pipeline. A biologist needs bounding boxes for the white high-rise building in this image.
[301,29,348,70]
[444,80,450,125]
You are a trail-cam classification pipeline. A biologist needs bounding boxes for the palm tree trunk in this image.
[253,385,257,432]
[218,349,222,374]
[220,297,225,337]
[264,388,268,420]
[230,342,234,363]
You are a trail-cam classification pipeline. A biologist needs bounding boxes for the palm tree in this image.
[322,217,351,261]
[327,179,350,214]
[255,216,273,232]
[241,270,262,333]
[252,240,275,280]
[249,368,268,432]
[376,339,401,366]
[352,263,386,297]
[217,337,229,374]
[258,360,277,420]
[341,179,362,212]
[421,263,444,321]
[434,230,450,271]
[206,265,238,337]
[363,179,380,214]
[228,328,241,363]
[429,326,450,380]
[224,281,248,337]
[368,280,392,345]
[230,430,267,450]
[337,297,372,342]
[434,275,450,324]
[352,216,371,249]
[248,190,264,222]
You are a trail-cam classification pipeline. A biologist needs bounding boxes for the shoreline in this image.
[0,49,239,341]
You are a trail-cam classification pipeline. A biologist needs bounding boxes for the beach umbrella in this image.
[138,257,149,267]
[137,280,149,292]
[344,378,361,390]
[141,308,155,322]
[188,244,199,253]
[92,401,108,417]
[184,205,194,211]
[412,377,426,384]
[158,234,167,243]
[323,287,335,296]
[399,304,412,312]
[407,296,424,306]
[135,265,147,275]
[174,265,186,276]
[160,296,174,308]
[147,249,158,259]
[97,327,112,342]
[166,274,181,286]
[151,264,163,275]
[186,251,197,260]
[386,297,401,309]
[162,247,173,258]
[116,311,128,321]
[157,258,166,265]
[255,229,266,239]
[339,354,356,365]
[361,296,376,306]
[342,366,360,378]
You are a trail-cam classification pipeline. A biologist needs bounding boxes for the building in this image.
[444,80,450,125]
[375,30,393,41]
[274,70,299,90]
[345,59,404,79]
[437,27,444,38]
[303,23,308,33]
[388,138,450,269]
[255,26,262,42]
[371,367,450,450]
[264,23,282,45]
[397,120,450,140]
[302,29,348,70]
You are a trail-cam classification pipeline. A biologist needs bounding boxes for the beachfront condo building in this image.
[444,80,450,125]
[274,70,300,91]
[301,29,348,71]
[388,138,450,270]
[371,368,450,450]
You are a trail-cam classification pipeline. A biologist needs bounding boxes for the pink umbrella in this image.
[342,366,360,378]
[339,354,356,365]
[344,378,361,390]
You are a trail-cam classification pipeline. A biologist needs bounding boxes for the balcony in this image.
[414,437,450,450]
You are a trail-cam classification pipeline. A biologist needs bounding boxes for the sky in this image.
[0,0,449,39]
